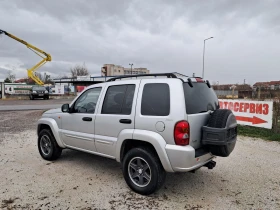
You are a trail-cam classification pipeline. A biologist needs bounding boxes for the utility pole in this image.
[129,63,133,75]
[202,37,214,78]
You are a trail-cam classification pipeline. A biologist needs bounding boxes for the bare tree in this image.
[7,70,16,82]
[35,72,43,81]
[70,63,89,78]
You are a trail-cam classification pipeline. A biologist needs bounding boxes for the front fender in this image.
[115,129,174,172]
[37,118,66,148]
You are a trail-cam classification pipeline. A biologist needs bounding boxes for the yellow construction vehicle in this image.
[0,29,51,85]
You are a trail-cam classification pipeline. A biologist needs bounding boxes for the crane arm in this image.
[0,29,52,85]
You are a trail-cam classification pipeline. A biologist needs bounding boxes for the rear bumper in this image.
[165,144,214,172]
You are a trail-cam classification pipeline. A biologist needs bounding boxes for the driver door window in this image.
[73,88,102,113]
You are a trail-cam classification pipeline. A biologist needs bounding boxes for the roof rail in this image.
[107,73,177,82]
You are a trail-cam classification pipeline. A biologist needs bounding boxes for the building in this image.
[253,80,280,98]
[212,84,252,98]
[101,64,150,76]
[253,81,280,90]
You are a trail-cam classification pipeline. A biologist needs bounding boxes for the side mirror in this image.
[61,104,70,113]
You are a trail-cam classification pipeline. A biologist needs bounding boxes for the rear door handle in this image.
[82,117,92,122]
[119,119,132,124]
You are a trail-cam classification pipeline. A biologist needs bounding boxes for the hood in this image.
[43,108,61,115]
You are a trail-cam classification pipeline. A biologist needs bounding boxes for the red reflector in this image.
[196,78,204,82]
[174,121,190,146]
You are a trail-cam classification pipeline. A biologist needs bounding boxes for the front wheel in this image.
[38,129,62,161]
[122,147,166,195]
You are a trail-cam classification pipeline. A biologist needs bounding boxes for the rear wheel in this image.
[38,129,62,161]
[122,147,166,195]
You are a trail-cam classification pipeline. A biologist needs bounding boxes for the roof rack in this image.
[107,73,178,82]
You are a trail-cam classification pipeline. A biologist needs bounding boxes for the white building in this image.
[101,64,150,76]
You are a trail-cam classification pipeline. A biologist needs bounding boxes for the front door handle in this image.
[82,117,92,122]
[119,119,132,124]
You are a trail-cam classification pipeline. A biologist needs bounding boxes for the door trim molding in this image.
[64,133,93,142]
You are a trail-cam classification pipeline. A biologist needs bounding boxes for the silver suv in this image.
[37,73,237,195]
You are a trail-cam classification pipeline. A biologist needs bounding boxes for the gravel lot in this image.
[0,110,280,209]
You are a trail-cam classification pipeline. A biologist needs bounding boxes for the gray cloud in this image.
[0,0,280,84]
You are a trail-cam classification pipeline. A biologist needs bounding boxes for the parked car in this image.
[30,86,49,100]
[37,73,237,195]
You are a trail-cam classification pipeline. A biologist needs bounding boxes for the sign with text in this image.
[219,99,273,129]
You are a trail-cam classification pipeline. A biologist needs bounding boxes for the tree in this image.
[4,78,12,83]
[35,72,43,81]
[7,70,16,83]
[70,63,89,78]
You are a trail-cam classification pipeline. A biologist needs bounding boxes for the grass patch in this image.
[238,125,280,142]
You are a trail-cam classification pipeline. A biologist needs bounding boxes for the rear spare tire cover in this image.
[206,109,237,157]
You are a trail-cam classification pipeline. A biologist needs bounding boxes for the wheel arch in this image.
[37,118,66,148]
[116,129,174,172]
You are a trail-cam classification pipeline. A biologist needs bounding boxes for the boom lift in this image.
[0,29,51,85]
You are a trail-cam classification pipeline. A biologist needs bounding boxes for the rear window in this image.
[183,82,219,114]
[141,83,170,116]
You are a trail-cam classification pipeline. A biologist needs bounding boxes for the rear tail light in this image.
[174,121,190,145]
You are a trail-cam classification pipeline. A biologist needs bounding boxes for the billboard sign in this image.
[219,99,273,129]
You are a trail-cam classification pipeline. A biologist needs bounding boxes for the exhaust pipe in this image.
[204,160,216,169]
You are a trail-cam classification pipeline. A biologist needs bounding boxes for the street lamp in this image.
[202,36,213,78]
[129,63,133,75]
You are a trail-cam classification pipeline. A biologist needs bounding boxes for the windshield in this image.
[183,82,219,114]
[33,87,46,91]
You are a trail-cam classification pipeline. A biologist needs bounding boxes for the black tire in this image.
[208,109,232,128]
[207,109,236,157]
[122,147,166,195]
[38,129,62,161]
[30,95,33,100]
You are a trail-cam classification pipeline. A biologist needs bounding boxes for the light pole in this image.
[129,63,133,75]
[202,37,213,78]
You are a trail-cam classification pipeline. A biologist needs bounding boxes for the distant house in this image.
[212,84,252,98]
[252,80,280,98]
[253,81,280,90]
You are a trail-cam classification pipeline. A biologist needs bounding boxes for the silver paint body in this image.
[38,78,214,172]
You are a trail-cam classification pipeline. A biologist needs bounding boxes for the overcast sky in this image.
[0,0,279,84]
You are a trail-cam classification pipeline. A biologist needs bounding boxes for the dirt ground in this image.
[0,111,280,209]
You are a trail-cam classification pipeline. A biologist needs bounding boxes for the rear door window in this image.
[183,83,219,114]
[141,83,170,116]
[102,85,135,115]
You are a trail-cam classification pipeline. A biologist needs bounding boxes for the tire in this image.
[38,129,62,161]
[206,109,237,157]
[122,147,166,195]
[208,109,232,128]
[30,95,33,100]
